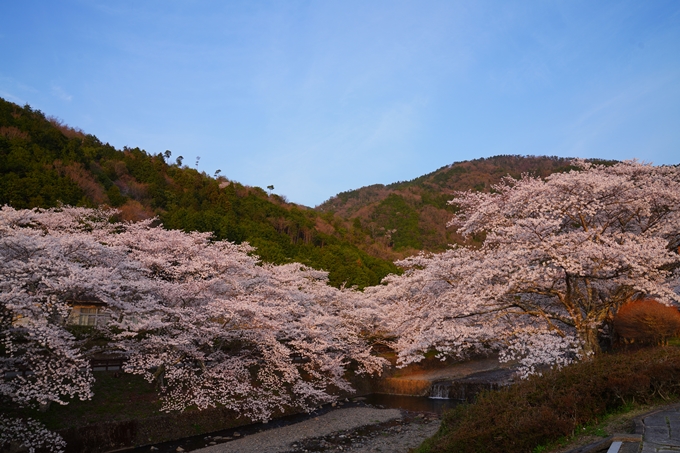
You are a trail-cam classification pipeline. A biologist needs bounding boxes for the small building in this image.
[67,300,110,327]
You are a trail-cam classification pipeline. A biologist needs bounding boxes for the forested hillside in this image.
[0,98,397,288]
[0,97,619,285]
[317,155,617,257]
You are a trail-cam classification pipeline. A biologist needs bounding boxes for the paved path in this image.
[585,404,680,453]
[638,404,680,453]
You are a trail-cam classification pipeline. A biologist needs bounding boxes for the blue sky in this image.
[1,1,679,207]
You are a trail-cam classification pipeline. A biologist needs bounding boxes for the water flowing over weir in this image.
[429,381,452,400]
[360,393,458,414]
[428,377,507,401]
[428,368,516,401]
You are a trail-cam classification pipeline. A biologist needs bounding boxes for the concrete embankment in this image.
[58,406,259,453]
[370,355,516,400]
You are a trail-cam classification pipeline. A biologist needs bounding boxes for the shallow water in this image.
[361,393,458,414]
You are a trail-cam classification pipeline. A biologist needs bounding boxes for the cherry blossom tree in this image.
[1,206,385,450]
[94,219,385,419]
[370,161,680,373]
[0,206,115,452]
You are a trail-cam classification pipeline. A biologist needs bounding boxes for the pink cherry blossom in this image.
[0,206,385,451]
[369,161,680,375]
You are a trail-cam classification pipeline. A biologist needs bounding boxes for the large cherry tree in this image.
[97,220,385,419]
[0,206,385,451]
[0,207,117,452]
[370,161,680,374]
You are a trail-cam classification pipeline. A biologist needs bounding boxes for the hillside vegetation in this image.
[0,98,397,288]
[317,155,617,258]
[0,96,616,285]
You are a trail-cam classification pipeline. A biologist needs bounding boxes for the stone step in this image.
[565,433,642,453]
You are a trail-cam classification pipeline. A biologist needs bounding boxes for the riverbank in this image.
[121,396,448,453]
[129,400,680,453]
[192,407,441,453]
[6,355,504,452]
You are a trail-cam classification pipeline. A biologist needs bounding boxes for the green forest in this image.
[0,98,398,288]
[317,154,619,257]
[0,96,617,287]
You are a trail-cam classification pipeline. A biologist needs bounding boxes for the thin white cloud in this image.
[570,71,679,134]
[0,90,25,105]
[362,100,423,150]
[561,70,680,160]
[0,75,38,101]
[51,84,72,102]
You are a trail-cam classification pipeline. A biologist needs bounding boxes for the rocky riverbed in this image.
[188,406,441,453]
[280,411,441,453]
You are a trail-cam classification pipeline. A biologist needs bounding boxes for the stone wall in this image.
[58,407,252,453]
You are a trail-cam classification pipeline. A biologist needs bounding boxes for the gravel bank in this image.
[192,407,439,453]
[287,412,441,453]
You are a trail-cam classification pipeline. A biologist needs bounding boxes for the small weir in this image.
[361,393,458,414]
[428,368,516,402]
[429,381,452,400]
[428,379,500,402]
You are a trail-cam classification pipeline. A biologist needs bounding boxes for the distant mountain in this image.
[316,155,617,258]
[0,96,618,286]
[0,97,398,288]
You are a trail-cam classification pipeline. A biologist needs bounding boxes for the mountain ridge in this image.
[0,98,398,288]
[315,155,618,257]
[0,96,618,285]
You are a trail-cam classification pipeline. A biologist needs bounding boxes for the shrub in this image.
[614,299,680,345]
[418,347,680,453]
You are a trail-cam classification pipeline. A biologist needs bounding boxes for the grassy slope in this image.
[415,346,680,453]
